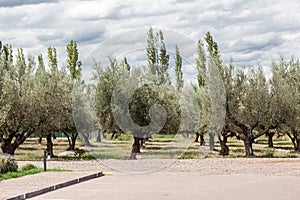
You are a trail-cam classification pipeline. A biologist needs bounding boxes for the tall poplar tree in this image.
[158,30,170,84]
[174,45,183,91]
[146,27,157,75]
[48,46,57,72]
[66,40,82,80]
[196,39,206,87]
[146,28,170,84]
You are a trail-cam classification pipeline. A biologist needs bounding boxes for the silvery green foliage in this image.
[178,84,202,133]
[0,43,76,155]
[192,84,211,133]
[94,58,128,133]
[94,59,181,136]
[270,57,300,151]
[73,82,98,146]
[0,46,41,154]
[224,64,275,156]
[194,33,226,149]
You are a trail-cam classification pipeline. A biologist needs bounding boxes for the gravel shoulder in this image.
[1,158,300,199]
[18,158,300,175]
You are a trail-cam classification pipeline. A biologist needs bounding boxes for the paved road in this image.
[32,172,300,200]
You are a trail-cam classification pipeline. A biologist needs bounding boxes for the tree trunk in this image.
[209,132,215,150]
[102,130,107,139]
[111,131,116,140]
[194,133,199,142]
[140,138,145,148]
[219,133,229,156]
[1,139,17,155]
[70,134,77,150]
[1,132,34,156]
[64,133,72,150]
[46,134,55,157]
[267,132,275,148]
[96,130,101,142]
[82,134,91,146]
[220,140,229,156]
[38,136,43,144]
[244,139,253,157]
[294,138,300,152]
[200,134,205,146]
[286,132,300,152]
[186,131,190,138]
[130,137,141,159]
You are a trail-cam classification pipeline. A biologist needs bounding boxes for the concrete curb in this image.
[7,172,104,200]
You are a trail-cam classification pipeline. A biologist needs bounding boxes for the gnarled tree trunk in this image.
[194,132,200,142]
[286,131,300,152]
[200,134,205,146]
[1,132,33,156]
[70,134,77,150]
[220,140,229,156]
[64,132,78,150]
[209,132,215,150]
[291,138,300,152]
[266,131,275,148]
[82,134,91,147]
[96,129,101,142]
[64,133,71,150]
[130,136,142,159]
[244,139,254,157]
[218,128,234,156]
[1,139,17,155]
[38,136,43,144]
[46,133,55,157]
[295,139,300,152]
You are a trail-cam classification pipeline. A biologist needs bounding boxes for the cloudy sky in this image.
[1,0,300,81]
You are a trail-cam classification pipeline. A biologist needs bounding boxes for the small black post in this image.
[43,150,47,172]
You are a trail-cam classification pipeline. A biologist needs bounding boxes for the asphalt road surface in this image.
[32,172,300,200]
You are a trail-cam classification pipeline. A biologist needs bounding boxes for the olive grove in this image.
[0,28,299,158]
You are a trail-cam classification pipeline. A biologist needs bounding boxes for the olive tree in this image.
[0,47,41,155]
[226,67,273,156]
[34,51,75,156]
[270,57,300,151]
[94,58,127,137]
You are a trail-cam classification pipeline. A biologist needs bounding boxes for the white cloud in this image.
[1,0,300,83]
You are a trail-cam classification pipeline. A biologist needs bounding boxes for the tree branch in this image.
[230,130,246,141]
[253,128,270,140]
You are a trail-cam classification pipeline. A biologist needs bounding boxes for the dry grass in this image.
[1,133,299,160]
[10,137,83,160]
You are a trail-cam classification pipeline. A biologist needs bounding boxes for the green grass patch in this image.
[47,168,72,172]
[153,134,175,139]
[0,164,72,181]
[0,168,43,181]
[116,133,133,141]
